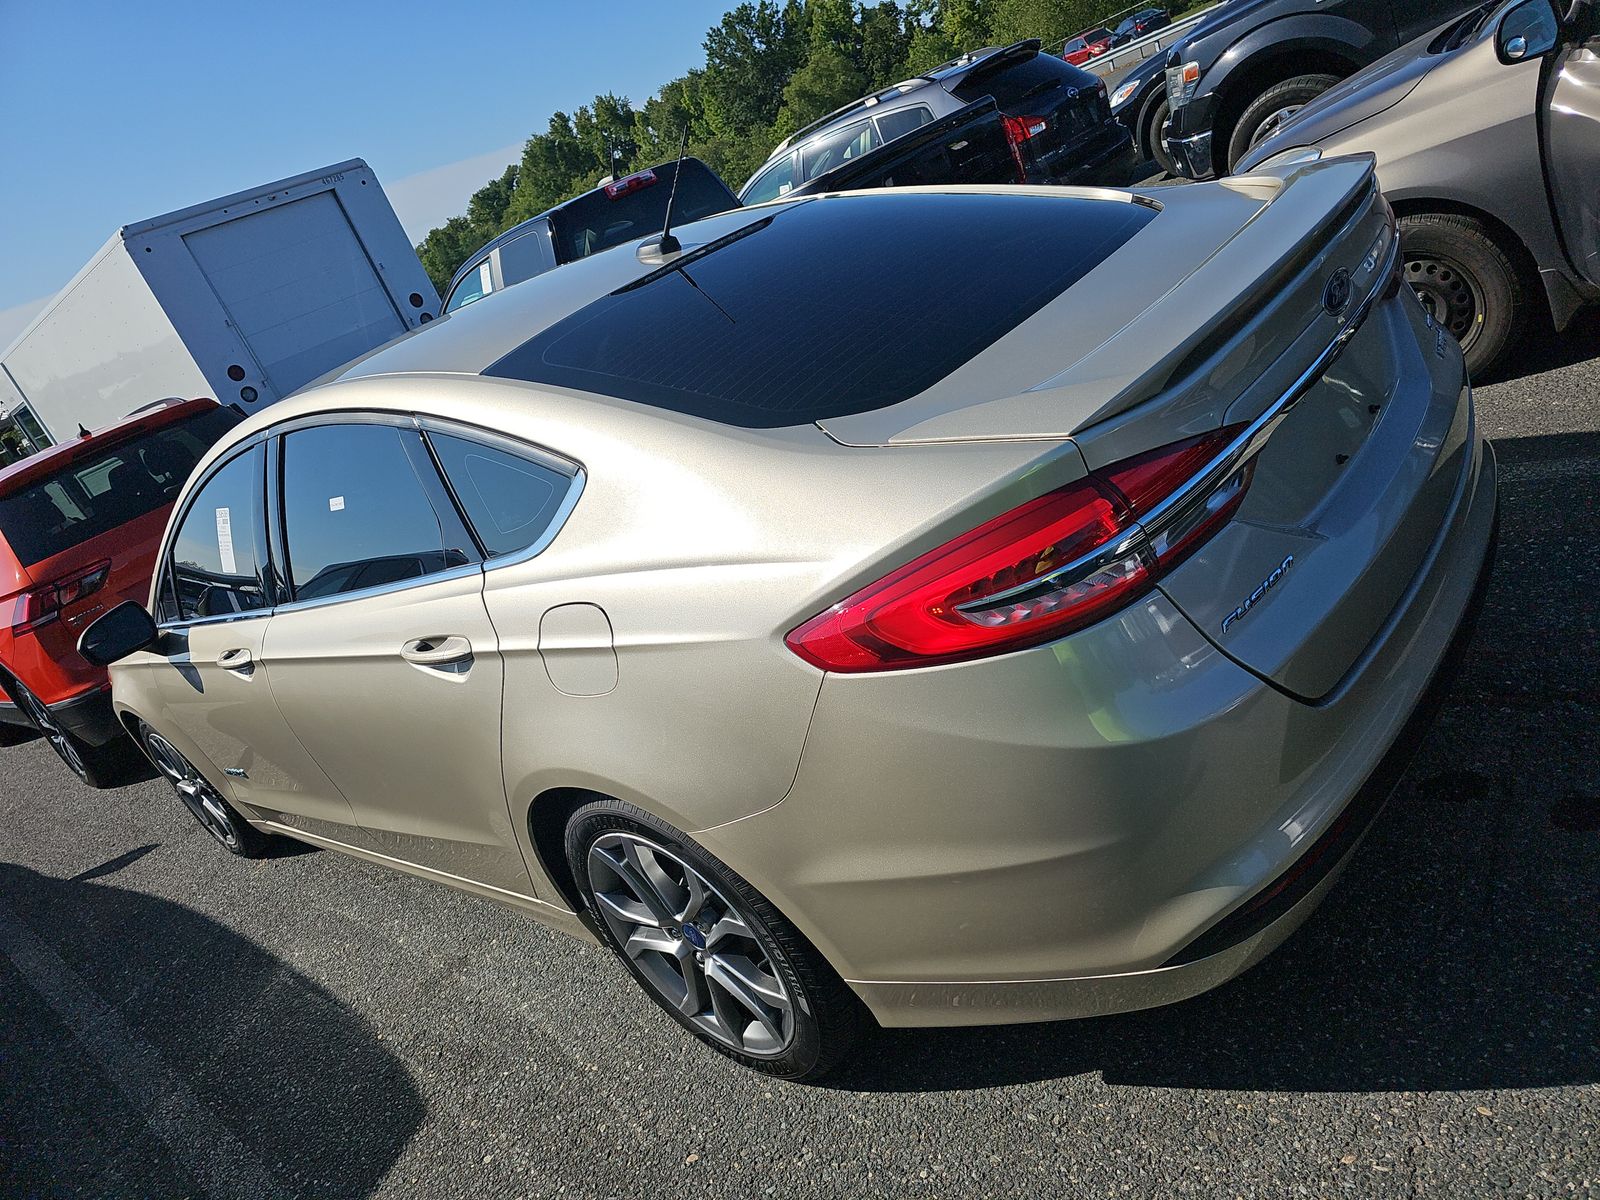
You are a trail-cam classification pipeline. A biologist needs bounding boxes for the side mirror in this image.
[78,601,159,667]
[1499,0,1561,62]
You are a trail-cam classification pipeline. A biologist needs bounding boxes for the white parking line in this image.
[0,896,293,1200]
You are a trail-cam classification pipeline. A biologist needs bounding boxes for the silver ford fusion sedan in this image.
[83,165,1498,1080]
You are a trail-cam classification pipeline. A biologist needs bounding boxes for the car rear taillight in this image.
[786,429,1251,672]
[1002,114,1050,144]
[10,560,112,636]
[604,169,658,199]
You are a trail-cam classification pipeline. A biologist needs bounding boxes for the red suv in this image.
[0,399,241,784]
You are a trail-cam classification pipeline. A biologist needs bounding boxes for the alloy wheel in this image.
[15,685,87,780]
[1249,104,1305,150]
[143,730,240,850]
[586,832,795,1057]
[1406,254,1482,353]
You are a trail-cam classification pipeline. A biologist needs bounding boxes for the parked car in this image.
[441,158,740,314]
[86,162,1495,1080]
[0,399,240,783]
[742,41,1134,203]
[1063,27,1117,64]
[1162,0,1489,178]
[1110,52,1180,174]
[1112,8,1172,46]
[1239,0,1600,375]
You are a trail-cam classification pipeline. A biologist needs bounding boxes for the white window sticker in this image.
[215,507,237,575]
[329,495,346,512]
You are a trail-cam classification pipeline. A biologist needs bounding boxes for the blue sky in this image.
[0,0,733,345]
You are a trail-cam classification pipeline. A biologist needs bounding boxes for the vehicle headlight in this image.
[1110,79,1141,109]
[1253,146,1324,171]
[1166,61,1201,108]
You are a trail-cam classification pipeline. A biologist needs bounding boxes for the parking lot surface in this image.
[3,315,1598,1199]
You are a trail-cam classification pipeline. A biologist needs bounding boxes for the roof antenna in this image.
[77,423,91,439]
[655,124,691,257]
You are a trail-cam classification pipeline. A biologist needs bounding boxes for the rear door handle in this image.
[217,648,254,675]
[401,635,472,666]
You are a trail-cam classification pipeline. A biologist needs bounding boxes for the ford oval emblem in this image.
[1323,268,1353,315]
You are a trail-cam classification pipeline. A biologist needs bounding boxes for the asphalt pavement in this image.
[3,314,1597,1199]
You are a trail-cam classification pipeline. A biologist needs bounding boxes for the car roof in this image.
[0,398,221,497]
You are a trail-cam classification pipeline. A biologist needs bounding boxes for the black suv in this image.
[740,40,1136,204]
[1163,0,1488,178]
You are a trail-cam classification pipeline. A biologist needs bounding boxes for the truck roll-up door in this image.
[184,192,407,397]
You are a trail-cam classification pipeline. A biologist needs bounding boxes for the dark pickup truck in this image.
[1162,0,1487,178]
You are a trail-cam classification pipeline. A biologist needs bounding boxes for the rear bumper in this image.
[0,684,123,747]
[1038,132,1141,187]
[700,424,1498,1027]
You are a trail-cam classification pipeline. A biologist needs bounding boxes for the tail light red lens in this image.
[10,560,112,636]
[786,428,1250,673]
[1002,115,1050,144]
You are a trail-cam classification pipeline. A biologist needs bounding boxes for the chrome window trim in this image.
[271,561,487,617]
[961,230,1400,615]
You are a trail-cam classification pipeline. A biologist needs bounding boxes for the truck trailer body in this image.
[0,159,437,447]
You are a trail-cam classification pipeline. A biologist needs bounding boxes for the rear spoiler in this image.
[785,98,1021,198]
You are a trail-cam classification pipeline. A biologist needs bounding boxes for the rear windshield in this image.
[952,52,1083,109]
[548,161,738,264]
[0,408,240,567]
[485,192,1155,428]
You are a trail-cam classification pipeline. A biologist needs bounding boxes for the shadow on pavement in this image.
[0,862,423,1198]
[1475,308,1600,386]
[827,426,1599,1096]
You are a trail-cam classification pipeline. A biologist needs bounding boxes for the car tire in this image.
[566,798,866,1081]
[134,719,273,856]
[1225,74,1341,172]
[1399,213,1526,378]
[6,674,130,788]
[1143,96,1176,177]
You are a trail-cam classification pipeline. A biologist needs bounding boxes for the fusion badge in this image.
[1221,554,1294,635]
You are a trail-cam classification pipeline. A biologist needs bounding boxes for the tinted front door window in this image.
[165,445,267,622]
[281,424,474,601]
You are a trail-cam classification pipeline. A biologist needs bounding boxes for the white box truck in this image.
[0,159,438,448]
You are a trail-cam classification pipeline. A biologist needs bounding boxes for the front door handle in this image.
[401,635,472,666]
[217,648,254,675]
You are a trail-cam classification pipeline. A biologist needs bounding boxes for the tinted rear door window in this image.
[874,106,936,142]
[281,424,476,602]
[497,224,557,287]
[0,408,240,567]
[485,192,1155,428]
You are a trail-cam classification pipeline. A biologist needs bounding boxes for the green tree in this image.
[575,93,640,179]
[989,0,1098,46]
[701,1,808,138]
[858,2,913,87]
[773,41,865,138]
